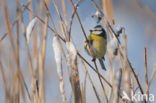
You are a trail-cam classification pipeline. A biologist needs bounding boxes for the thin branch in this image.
[0,2,30,42]
[144,48,149,97]
[0,63,10,103]
[51,0,67,41]
[68,0,83,41]
[21,13,37,102]
[94,61,108,103]
[116,69,122,103]
[147,67,156,90]
[80,58,101,103]
[43,2,67,62]
[70,0,87,39]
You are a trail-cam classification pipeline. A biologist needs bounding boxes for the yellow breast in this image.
[88,34,107,58]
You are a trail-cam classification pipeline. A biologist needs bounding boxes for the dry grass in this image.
[0,0,156,103]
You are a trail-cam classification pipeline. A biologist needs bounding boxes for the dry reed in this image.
[0,0,156,103]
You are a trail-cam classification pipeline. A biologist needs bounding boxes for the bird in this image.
[84,25,107,70]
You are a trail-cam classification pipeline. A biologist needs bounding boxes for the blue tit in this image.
[84,25,107,70]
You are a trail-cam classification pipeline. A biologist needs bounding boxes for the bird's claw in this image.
[92,58,96,62]
[102,57,105,60]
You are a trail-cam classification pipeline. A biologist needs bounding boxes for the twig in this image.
[0,62,10,103]
[117,70,122,103]
[43,2,67,62]
[21,13,37,103]
[38,14,48,103]
[0,2,30,42]
[80,58,101,103]
[16,1,22,102]
[147,67,156,91]
[123,34,131,95]
[61,0,67,25]
[102,0,114,25]
[144,48,149,97]
[70,0,87,39]
[51,0,67,41]
[81,83,85,103]
[68,55,82,103]
[68,0,83,41]
[78,53,112,87]
[94,62,108,103]
[83,72,87,102]
[22,4,65,42]
[1,1,31,102]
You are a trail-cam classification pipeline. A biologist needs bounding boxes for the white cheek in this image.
[96,28,102,31]
[92,31,102,34]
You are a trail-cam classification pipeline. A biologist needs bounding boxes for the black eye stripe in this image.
[91,29,102,32]
[95,27,102,29]
[95,29,101,31]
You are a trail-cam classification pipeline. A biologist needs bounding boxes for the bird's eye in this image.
[89,30,93,32]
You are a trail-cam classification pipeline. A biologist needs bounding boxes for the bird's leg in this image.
[92,58,96,62]
[113,48,118,56]
[85,39,89,43]
[102,57,105,60]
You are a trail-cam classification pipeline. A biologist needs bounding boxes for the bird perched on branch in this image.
[84,25,107,70]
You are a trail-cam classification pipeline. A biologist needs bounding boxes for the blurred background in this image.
[0,0,156,103]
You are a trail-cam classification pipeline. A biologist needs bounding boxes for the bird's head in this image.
[89,25,107,39]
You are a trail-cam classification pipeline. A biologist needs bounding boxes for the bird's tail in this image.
[98,59,106,70]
